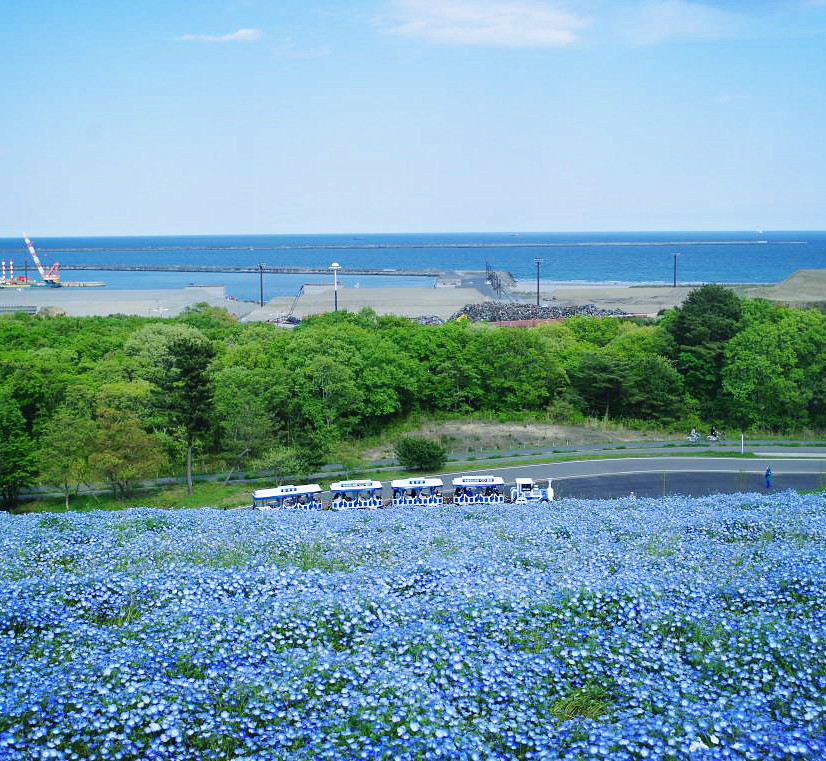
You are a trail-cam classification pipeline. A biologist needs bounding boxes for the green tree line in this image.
[1,288,824,506]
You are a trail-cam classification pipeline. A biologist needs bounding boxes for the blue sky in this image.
[1,0,824,235]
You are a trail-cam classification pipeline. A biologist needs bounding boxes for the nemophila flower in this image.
[1,492,826,759]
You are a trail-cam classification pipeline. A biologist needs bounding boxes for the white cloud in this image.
[623,1,742,45]
[384,0,590,48]
[176,28,263,43]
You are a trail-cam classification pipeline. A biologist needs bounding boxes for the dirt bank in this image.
[363,419,674,459]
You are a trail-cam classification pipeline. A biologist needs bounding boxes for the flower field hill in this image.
[2,492,826,760]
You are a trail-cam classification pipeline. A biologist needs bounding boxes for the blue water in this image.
[1,232,823,302]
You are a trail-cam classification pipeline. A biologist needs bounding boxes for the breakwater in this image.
[58,264,444,277]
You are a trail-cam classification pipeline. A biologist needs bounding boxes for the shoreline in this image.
[513,279,777,291]
[2,270,822,321]
[512,269,825,317]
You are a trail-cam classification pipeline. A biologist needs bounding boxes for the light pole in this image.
[534,258,543,307]
[330,262,341,311]
[672,253,680,288]
[258,262,266,307]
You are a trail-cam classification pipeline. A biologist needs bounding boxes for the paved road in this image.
[431,457,826,500]
[24,455,826,505]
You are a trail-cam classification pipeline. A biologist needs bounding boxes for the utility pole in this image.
[673,253,680,288]
[330,262,341,311]
[534,258,543,307]
[258,262,265,307]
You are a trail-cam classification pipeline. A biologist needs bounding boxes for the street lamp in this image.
[258,262,266,307]
[534,258,543,307]
[672,253,680,288]
[330,261,341,311]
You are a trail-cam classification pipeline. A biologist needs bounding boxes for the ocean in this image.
[1,232,824,303]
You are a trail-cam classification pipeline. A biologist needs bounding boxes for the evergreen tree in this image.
[667,285,742,414]
[570,352,625,419]
[154,335,216,495]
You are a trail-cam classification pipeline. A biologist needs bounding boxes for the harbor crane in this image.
[23,235,61,286]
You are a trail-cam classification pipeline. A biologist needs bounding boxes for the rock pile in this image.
[449,302,627,322]
[413,315,445,326]
[267,315,301,325]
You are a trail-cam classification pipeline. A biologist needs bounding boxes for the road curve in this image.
[434,457,826,500]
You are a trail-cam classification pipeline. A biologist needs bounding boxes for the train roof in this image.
[252,484,322,499]
[390,477,444,489]
[330,480,383,492]
[452,475,504,487]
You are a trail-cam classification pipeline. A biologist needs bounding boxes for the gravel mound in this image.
[449,302,627,322]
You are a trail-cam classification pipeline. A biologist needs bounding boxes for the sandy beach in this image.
[512,269,826,317]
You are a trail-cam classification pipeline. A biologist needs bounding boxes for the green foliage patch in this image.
[3,289,825,510]
[394,436,448,471]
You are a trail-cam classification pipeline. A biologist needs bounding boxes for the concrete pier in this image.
[0,285,256,318]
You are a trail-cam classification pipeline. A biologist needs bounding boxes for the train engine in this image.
[510,477,554,505]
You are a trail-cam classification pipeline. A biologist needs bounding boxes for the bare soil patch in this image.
[363,419,673,460]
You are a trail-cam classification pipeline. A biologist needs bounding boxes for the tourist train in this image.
[252,475,552,510]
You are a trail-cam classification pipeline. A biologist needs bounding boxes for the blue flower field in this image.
[2,492,825,760]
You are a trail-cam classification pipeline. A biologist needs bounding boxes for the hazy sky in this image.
[1,0,825,235]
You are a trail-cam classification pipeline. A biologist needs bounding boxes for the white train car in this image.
[252,484,323,510]
[330,480,384,510]
[452,475,505,505]
[391,477,444,507]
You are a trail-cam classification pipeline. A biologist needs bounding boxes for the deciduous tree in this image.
[38,404,96,509]
[89,408,167,499]
[395,436,447,472]
[0,389,37,508]
[212,367,277,481]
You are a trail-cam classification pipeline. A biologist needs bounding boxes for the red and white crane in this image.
[23,235,60,285]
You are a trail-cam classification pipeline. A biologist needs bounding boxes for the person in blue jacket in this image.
[765,466,773,490]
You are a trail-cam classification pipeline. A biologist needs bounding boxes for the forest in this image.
[1,285,825,506]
